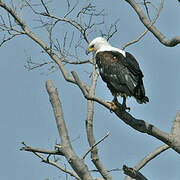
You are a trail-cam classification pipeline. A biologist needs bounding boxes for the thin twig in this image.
[90,168,122,173]
[66,0,70,11]
[40,0,50,14]
[0,33,22,47]
[143,0,151,21]
[82,132,110,159]
[63,59,91,65]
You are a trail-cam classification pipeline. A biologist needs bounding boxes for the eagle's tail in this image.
[134,79,149,104]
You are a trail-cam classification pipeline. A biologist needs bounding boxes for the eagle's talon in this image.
[120,104,130,112]
[120,96,131,112]
[107,99,131,112]
[107,101,118,112]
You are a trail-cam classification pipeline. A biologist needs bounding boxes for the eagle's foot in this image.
[121,96,130,112]
[107,101,118,112]
[121,103,130,112]
[107,97,130,112]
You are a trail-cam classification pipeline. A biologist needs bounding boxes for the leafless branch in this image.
[90,168,122,173]
[124,0,180,47]
[43,13,90,43]
[76,3,95,18]
[62,58,92,65]
[21,142,80,180]
[40,0,50,15]
[121,0,164,49]
[82,63,113,180]
[121,30,148,50]
[10,0,16,13]
[123,165,148,180]
[66,0,71,11]
[82,132,110,159]
[100,20,119,41]
[143,0,151,21]
[24,1,104,44]
[0,33,21,47]
[20,144,65,156]
[124,144,169,180]
[71,71,109,109]
[113,108,175,149]
[64,2,77,18]
[0,1,92,90]
[135,144,169,170]
[171,110,180,150]
[76,3,104,18]
[24,57,54,71]
[46,80,94,180]
[0,10,25,44]
[172,110,180,136]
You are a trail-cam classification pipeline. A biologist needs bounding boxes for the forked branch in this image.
[82,132,110,160]
[21,142,80,180]
[121,0,164,49]
[124,144,169,180]
[124,0,180,47]
[123,165,148,180]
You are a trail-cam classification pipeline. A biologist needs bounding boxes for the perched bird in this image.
[86,37,149,111]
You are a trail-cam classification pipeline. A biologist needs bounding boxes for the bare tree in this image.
[0,0,179,179]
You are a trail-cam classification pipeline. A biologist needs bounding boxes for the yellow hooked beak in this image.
[86,46,94,55]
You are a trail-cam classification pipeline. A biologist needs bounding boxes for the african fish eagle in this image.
[86,37,149,110]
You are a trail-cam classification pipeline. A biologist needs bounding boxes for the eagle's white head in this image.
[86,37,125,56]
[86,37,110,54]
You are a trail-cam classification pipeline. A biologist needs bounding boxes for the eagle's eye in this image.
[90,44,94,48]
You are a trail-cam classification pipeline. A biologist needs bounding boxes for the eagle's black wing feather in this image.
[96,51,136,96]
[112,51,143,77]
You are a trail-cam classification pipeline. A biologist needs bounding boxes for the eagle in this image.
[86,37,149,111]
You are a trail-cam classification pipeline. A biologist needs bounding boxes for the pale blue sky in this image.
[0,0,180,180]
